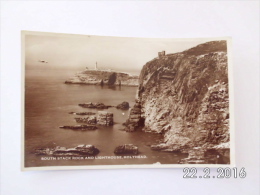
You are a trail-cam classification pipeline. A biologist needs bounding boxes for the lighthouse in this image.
[95,62,98,70]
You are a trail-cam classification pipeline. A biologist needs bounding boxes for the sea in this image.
[25,69,188,168]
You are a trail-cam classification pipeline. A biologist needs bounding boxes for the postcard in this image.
[22,31,234,171]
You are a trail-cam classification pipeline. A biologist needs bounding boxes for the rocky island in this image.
[78,102,112,109]
[124,40,230,164]
[59,125,97,131]
[69,111,96,115]
[35,144,100,156]
[65,68,139,86]
[114,144,139,155]
[61,111,114,129]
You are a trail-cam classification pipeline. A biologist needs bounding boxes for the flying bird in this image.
[39,60,48,63]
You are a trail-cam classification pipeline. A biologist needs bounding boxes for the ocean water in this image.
[25,69,187,167]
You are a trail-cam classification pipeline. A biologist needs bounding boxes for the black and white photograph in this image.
[22,32,233,170]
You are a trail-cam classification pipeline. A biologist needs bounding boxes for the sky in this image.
[24,32,217,75]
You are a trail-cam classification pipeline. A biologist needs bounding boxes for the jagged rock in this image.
[123,103,143,132]
[97,111,113,126]
[179,147,230,164]
[189,147,206,159]
[210,142,230,159]
[59,125,97,131]
[151,140,192,152]
[78,102,112,109]
[75,116,96,125]
[178,147,206,164]
[116,101,130,110]
[114,144,139,155]
[35,144,99,156]
[150,143,169,151]
[69,112,96,115]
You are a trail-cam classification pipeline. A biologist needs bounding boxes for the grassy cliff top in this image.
[182,40,227,56]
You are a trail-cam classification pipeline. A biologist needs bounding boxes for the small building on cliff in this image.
[158,51,166,59]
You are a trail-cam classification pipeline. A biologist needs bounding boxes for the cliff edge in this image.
[124,41,230,163]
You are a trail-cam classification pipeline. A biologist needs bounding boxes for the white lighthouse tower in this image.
[95,62,98,70]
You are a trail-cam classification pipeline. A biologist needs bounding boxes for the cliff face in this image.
[65,70,139,86]
[124,41,230,161]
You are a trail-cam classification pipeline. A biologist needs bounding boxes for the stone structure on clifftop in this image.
[158,51,165,59]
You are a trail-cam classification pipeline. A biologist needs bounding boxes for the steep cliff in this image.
[124,41,230,163]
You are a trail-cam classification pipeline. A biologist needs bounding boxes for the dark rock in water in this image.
[59,125,97,131]
[34,148,51,155]
[97,111,113,126]
[114,144,139,155]
[123,103,143,132]
[35,144,99,156]
[116,101,130,110]
[75,116,96,125]
[107,72,117,85]
[69,112,96,115]
[74,112,114,126]
[78,102,112,109]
